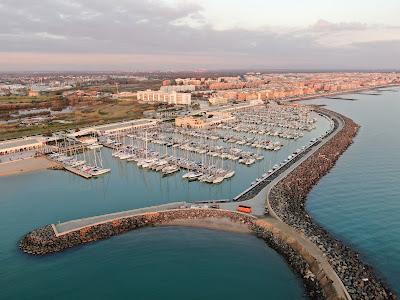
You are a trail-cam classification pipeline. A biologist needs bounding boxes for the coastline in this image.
[286,84,400,103]
[0,156,60,177]
[267,108,396,299]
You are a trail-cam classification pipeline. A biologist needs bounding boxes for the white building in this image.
[0,137,44,156]
[137,90,191,105]
[93,119,159,135]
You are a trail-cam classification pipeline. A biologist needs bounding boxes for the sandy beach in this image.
[0,157,59,177]
[158,217,252,234]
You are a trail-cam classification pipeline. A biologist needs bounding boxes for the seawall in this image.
[20,206,349,299]
[268,108,396,299]
[20,209,255,255]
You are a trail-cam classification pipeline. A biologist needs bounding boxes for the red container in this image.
[237,205,252,214]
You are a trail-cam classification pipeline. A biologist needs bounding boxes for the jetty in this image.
[324,96,358,101]
[63,165,92,179]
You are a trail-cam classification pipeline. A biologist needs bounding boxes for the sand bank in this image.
[159,217,252,234]
[0,157,59,177]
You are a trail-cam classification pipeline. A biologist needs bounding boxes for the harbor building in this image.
[175,113,235,129]
[137,90,191,105]
[94,119,159,135]
[0,137,44,156]
[65,119,159,138]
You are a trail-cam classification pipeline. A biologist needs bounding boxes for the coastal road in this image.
[218,108,344,216]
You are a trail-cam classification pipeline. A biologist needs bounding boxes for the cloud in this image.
[311,19,368,32]
[304,19,400,48]
[0,1,399,70]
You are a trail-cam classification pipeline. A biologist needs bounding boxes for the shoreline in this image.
[19,209,257,255]
[0,156,60,177]
[267,108,396,299]
[158,217,252,234]
[286,83,399,103]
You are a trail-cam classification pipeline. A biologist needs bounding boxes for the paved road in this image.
[256,216,351,300]
[54,202,186,235]
[219,109,344,216]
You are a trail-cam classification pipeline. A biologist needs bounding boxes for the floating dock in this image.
[64,165,92,179]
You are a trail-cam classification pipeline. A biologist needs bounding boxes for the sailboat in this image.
[89,148,110,176]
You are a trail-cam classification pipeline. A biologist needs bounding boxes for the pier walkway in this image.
[256,216,351,300]
[54,202,187,236]
[215,109,343,215]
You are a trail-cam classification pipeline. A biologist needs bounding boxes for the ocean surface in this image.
[303,87,400,294]
[1,227,306,299]
[0,112,330,299]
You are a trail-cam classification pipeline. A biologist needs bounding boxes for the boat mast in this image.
[145,131,148,159]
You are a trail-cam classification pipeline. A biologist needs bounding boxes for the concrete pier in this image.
[63,165,92,179]
[54,202,187,236]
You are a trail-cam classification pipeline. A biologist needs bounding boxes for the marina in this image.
[41,103,331,198]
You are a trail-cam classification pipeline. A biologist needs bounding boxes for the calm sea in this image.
[303,87,400,294]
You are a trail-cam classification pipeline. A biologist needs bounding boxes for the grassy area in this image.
[0,95,51,104]
[0,100,158,141]
[0,81,162,140]
[81,79,163,93]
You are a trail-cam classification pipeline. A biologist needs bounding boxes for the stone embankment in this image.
[254,220,330,300]
[20,209,255,255]
[269,109,396,299]
[21,207,344,299]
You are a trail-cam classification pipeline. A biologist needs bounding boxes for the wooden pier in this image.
[64,165,92,179]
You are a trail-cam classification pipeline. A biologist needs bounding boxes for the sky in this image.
[0,0,400,71]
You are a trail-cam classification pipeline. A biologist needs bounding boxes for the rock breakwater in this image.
[20,209,255,255]
[269,109,396,299]
[254,221,327,300]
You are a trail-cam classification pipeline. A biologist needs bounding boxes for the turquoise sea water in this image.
[303,87,400,294]
[0,113,331,299]
[1,227,306,299]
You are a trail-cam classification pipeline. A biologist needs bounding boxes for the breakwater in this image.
[254,219,333,300]
[20,209,255,255]
[268,109,396,299]
[23,205,357,299]
[21,207,342,299]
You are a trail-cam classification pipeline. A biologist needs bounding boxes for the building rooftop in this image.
[0,137,43,151]
[94,119,157,132]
